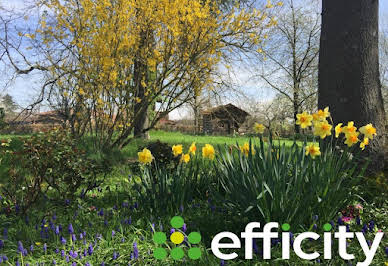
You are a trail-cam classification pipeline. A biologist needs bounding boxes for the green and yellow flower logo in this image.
[153,216,202,260]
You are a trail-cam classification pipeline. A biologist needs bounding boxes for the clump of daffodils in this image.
[295,107,377,159]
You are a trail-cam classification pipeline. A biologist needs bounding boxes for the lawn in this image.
[121,130,299,158]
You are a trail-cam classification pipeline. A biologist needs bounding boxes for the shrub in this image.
[0,129,107,213]
[143,140,179,168]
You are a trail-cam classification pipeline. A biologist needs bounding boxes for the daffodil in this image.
[360,138,369,151]
[305,143,321,159]
[313,121,332,139]
[240,142,255,156]
[253,123,265,134]
[202,144,215,160]
[359,124,377,140]
[172,145,183,157]
[344,132,359,147]
[138,148,153,164]
[296,112,313,129]
[181,154,190,163]
[335,123,343,138]
[342,121,357,137]
[189,142,197,155]
[314,107,330,121]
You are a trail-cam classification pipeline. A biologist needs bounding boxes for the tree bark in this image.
[318,0,386,171]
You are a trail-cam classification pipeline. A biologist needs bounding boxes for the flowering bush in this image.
[0,129,106,212]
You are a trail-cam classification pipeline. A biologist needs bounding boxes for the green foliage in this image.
[0,129,107,212]
[132,158,216,214]
[214,136,365,230]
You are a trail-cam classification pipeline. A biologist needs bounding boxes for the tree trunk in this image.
[133,30,150,140]
[293,90,300,134]
[318,0,386,171]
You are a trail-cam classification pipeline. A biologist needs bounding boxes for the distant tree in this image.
[256,0,320,134]
[1,93,17,114]
[318,0,386,171]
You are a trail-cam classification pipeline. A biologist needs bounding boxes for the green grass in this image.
[1,130,300,159]
[121,130,299,158]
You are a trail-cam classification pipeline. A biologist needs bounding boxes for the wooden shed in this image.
[201,103,250,135]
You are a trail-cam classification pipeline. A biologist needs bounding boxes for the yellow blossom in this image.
[254,123,265,134]
[172,144,183,157]
[240,142,255,156]
[313,121,332,139]
[78,88,86,95]
[305,143,321,159]
[359,124,377,140]
[342,121,357,136]
[344,132,359,147]
[202,144,215,160]
[360,138,369,151]
[314,107,330,121]
[189,142,197,155]
[181,153,190,163]
[335,123,343,138]
[296,112,313,129]
[138,148,153,164]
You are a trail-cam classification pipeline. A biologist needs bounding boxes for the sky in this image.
[1,0,388,120]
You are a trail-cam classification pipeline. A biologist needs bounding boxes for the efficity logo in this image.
[153,216,202,260]
[211,222,385,266]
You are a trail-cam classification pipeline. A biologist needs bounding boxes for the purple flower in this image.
[385,247,388,257]
[0,240,4,249]
[30,244,34,252]
[66,255,69,262]
[98,209,104,216]
[3,228,7,239]
[100,262,105,266]
[182,223,187,233]
[65,199,70,205]
[71,262,76,266]
[313,224,317,230]
[55,226,60,235]
[220,259,226,266]
[133,241,138,259]
[72,234,77,242]
[61,250,65,258]
[113,251,119,260]
[16,260,20,266]
[68,224,74,234]
[17,241,24,253]
[313,215,318,221]
[88,244,93,255]
[170,228,175,235]
[52,259,56,265]
[60,236,67,245]
[85,263,91,266]
[356,216,361,225]
[43,243,47,252]
[369,221,375,232]
[111,230,116,237]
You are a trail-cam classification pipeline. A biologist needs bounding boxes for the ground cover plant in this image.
[0,108,387,265]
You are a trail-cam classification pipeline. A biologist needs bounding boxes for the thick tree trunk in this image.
[318,0,386,171]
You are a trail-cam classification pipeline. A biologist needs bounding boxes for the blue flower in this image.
[60,236,67,245]
[133,242,139,259]
[17,241,24,253]
[68,224,74,234]
[88,244,93,256]
[113,251,119,260]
